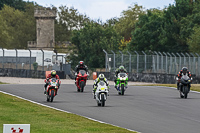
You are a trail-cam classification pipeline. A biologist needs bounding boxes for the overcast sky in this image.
[27,0,175,22]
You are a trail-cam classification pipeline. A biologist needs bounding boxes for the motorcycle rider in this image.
[74,61,89,84]
[177,67,192,91]
[114,65,127,89]
[44,70,60,95]
[93,73,110,99]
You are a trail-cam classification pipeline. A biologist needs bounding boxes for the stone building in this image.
[27,7,57,50]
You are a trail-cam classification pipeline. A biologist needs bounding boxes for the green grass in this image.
[0,93,136,133]
[136,84,200,92]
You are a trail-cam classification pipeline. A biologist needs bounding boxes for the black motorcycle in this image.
[178,75,192,99]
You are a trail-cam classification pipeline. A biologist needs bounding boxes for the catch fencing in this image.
[103,50,200,76]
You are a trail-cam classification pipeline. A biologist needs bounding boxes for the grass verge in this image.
[137,84,200,92]
[0,92,136,133]
[0,82,6,84]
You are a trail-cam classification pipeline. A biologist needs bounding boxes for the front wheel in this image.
[80,81,85,92]
[183,86,188,99]
[50,89,54,102]
[121,84,125,95]
[100,93,105,107]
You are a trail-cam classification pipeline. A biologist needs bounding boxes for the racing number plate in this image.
[101,88,105,91]
[52,82,56,86]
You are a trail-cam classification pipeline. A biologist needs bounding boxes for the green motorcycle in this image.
[116,73,128,95]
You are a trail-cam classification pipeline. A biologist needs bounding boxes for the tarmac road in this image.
[0,83,200,133]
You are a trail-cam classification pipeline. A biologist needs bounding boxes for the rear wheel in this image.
[121,84,125,95]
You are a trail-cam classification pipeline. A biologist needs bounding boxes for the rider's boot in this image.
[93,89,96,99]
[180,85,183,92]
[177,83,179,90]
[107,87,110,96]
[115,85,118,90]
[44,87,47,95]
[44,83,48,94]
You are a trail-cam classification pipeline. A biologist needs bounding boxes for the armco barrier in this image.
[0,68,65,79]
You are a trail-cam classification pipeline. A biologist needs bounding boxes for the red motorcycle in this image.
[76,70,88,92]
[45,78,61,102]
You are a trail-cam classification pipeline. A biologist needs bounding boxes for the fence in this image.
[0,48,71,79]
[0,48,68,71]
[103,50,200,76]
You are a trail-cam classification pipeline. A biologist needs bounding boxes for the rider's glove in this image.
[93,85,97,89]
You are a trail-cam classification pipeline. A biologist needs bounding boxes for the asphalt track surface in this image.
[1,84,200,133]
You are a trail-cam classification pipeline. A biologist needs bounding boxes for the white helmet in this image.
[98,74,105,80]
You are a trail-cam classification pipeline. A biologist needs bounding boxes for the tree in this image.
[70,21,121,68]
[0,0,30,11]
[161,0,200,52]
[128,9,165,52]
[128,0,200,53]
[0,14,12,47]
[0,4,36,49]
[114,4,145,40]
[187,26,200,53]
[55,5,90,42]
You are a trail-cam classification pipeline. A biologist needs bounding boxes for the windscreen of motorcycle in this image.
[51,78,57,86]
[119,73,126,77]
[99,81,105,86]
[79,70,86,76]
[182,75,189,80]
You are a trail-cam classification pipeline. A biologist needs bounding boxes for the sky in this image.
[26,0,175,22]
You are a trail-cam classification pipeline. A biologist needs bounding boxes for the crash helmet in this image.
[119,65,125,72]
[51,70,56,77]
[79,61,84,68]
[182,67,188,75]
[98,74,105,80]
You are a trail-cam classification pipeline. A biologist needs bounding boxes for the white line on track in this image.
[0,90,140,133]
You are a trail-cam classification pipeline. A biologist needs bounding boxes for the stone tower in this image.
[28,7,57,50]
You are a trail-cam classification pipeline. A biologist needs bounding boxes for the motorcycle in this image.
[116,73,128,95]
[95,81,109,107]
[76,70,88,92]
[45,78,61,102]
[177,75,192,99]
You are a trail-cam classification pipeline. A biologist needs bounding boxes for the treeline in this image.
[0,0,200,69]
[0,0,36,49]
